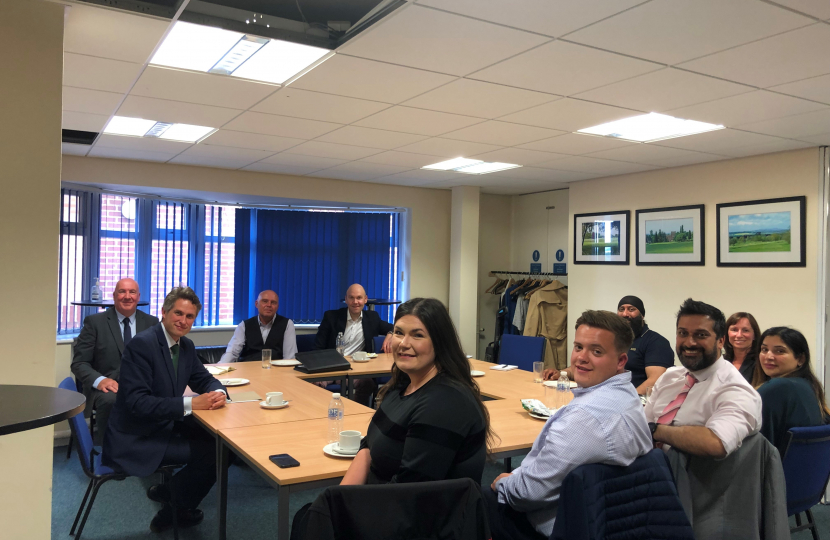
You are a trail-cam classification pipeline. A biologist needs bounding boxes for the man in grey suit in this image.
[71,278,158,444]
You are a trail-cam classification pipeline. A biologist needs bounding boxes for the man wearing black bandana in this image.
[616,295,675,394]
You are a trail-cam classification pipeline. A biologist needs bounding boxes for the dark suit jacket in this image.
[314,307,393,353]
[102,323,225,477]
[71,307,159,415]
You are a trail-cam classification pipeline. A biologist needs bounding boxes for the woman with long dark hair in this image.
[751,327,830,457]
[724,312,761,383]
[340,297,493,485]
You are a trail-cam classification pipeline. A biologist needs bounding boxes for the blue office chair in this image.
[66,377,95,460]
[59,377,180,540]
[373,335,386,354]
[498,334,546,372]
[296,333,316,353]
[781,425,830,540]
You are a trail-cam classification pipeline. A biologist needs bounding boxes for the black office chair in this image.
[59,377,180,540]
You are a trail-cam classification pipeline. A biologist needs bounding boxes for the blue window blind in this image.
[234,209,401,324]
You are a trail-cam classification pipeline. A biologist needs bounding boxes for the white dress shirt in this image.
[218,316,297,363]
[343,311,364,356]
[93,311,136,390]
[161,324,225,416]
[644,356,762,457]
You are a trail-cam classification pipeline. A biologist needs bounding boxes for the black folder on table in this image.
[294,349,352,374]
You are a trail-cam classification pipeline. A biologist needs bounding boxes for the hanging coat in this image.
[523,280,568,371]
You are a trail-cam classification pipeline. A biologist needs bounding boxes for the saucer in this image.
[366,353,378,358]
[470,370,485,377]
[271,359,301,367]
[260,401,289,409]
[351,357,370,363]
[331,443,359,456]
[528,411,550,421]
[221,378,250,387]
[542,381,578,389]
[323,443,357,458]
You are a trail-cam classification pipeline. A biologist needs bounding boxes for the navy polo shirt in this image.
[625,324,675,389]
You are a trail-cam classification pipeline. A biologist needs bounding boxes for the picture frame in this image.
[716,196,806,267]
[573,210,630,265]
[636,204,705,266]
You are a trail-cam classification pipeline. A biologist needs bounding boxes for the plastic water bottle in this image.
[556,371,570,405]
[336,332,345,356]
[90,277,102,302]
[328,393,344,443]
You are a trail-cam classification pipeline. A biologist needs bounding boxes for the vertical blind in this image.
[234,209,401,324]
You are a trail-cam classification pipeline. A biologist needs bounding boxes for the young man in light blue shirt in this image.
[484,310,653,539]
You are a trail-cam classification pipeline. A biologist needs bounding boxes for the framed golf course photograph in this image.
[636,204,705,266]
[717,196,806,267]
[573,210,630,265]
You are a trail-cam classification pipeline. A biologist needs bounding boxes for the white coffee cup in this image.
[266,392,284,406]
[353,351,368,361]
[338,430,361,453]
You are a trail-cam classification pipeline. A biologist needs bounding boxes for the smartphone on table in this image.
[269,454,300,468]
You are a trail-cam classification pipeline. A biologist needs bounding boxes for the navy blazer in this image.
[103,323,225,477]
[313,307,394,353]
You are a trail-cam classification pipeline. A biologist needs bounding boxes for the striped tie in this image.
[657,373,697,425]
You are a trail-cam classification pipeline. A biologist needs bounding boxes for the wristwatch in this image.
[648,422,658,438]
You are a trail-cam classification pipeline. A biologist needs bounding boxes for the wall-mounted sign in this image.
[530,263,542,273]
[532,250,540,262]
[554,263,567,274]
[555,249,565,262]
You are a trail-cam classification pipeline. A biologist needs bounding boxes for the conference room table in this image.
[193,357,567,540]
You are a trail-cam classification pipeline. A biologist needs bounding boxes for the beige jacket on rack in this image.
[523,280,568,371]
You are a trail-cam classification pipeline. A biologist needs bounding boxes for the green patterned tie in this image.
[170,343,179,381]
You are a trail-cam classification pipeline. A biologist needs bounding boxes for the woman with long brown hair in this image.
[341,297,493,485]
[724,312,761,383]
[752,327,830,457]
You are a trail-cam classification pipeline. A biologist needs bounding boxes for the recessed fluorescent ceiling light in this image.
[103,116,215,143]
[150,21,331,85]
[455,162,520,174]
[422,158,484,171]
[422,158,521,175]
[578,113,724,143]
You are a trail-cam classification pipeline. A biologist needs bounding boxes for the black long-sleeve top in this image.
[361,372,486,485]
[758,377,826,458]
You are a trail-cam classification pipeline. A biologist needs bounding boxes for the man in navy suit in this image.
[103,287,226,533]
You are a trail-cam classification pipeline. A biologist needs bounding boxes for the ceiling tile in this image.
[652,128,794,153]
[62,143,90,156]
[471,40,661,96]
[470,147,567,166]
[201,130,305,153]
[442,121,565,146]
[646,152,729,168]
[260,153,348,170]
[309,162,413,181]
[586,144,721,165]
[481,181,570,195]
[799,132,830,145]
[63,111,110,132]
[575,68,752,111]
[252,88,390,124]
[416,0,645,38]
[117,95,242,127]
[94,134,191,153]
[536,155,660,175]
[284,141,384,160]
[316,126,428,149]
[87,146,177,162]
[770,74,830,105]
[519,133,636,154]
[242,162,324,176]
[359,151,446,168]
[667,90,828,127]
[373,169,460,186]
[62,86,123,116]
[679,24,830,88]
[567,0,813,65]
[735,108,830,138]
[292,55,455,104]
[395,138,503,158]
[64,53,143,94]
[340,5,549,76]
[169,145,274,169]
[64,3,168,64]
[486,166,598,182]
[222,112,341,139]
[768,0,830,19]
[500,98,640,132]
[720,139,816,158]
[355,106,483,136]
[403,79,558,119]
[132,66,279,110]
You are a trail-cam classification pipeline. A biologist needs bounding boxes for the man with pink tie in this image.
[645,298,762,458]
